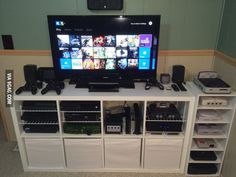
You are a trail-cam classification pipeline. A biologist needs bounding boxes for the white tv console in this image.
[10,82,236,176]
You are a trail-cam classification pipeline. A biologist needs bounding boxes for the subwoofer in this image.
[87,0,123,10]
[24,65,38,83]
[172,65,185,83]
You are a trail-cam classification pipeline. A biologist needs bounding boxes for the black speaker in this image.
[2,35,14,49]
[87,0,123,10]
[24,65,38,83]
[172,65,185,83]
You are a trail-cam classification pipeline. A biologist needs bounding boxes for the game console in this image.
[188,163,218,175]
[199,97,228,106]
[193,71,231,94]
[196,124,224,135]
[197,110,222,121]
[195,139,216,149]
[190,151,217,161]
[146,103,183,132]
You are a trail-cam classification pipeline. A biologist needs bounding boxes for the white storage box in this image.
[24,138,64,168]
[105,138,141,168]
[64,139,102,169]
[144,139,183,169]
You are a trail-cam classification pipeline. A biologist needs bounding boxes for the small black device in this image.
[172,65,185,83]
[160,73,170,84]
[172,65,187,91]
[87,0,123,10]
[133,103,142,135]
[88,82,119,92]
[145,78,164,90]
[146,103,183,132]
[171,83,180,92]
[15,65,42,95]
[38,67,64,95]
[2,35,14,49]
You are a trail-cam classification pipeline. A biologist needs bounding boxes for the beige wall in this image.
[0,50,214,141]
[214,54,236,177]
[0,54,53,141]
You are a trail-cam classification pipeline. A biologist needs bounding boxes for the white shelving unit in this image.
[10,82,196,173]
[186,83,236,176]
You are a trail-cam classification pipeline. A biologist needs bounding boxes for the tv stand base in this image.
[88,82,119,92]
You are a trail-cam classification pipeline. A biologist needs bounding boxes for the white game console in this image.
[195,139,216,149]
[196,124,224,135]
[197,110,222,121]
[199,97,228,107]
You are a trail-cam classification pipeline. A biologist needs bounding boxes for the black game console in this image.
[188,163,218,175]
[60,101,100,112]
[22,101,57,110]
[146,103,183,132]
[105,106,131,134]
[88,82,119,92]
[190,151,217,161]
[64,112,100,121]
[21,112,59,133]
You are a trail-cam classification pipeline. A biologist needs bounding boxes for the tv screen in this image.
[47,15,161,81]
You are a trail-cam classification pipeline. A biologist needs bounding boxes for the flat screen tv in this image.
[47,15,161,83]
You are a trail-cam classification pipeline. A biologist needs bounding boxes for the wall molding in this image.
[159,50,215,56]
[0,50,51,56]
[214,50,236,67]
[0,49,215,56]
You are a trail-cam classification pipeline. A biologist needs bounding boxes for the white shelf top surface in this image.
[14,82,195,101]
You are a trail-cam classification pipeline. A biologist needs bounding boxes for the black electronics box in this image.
[64,112,100,122]
[21,112,58,122]
[146,103,183,132]
[87,0,123,10]
[22,101,57,110]
[188,163,218,175]
[60,101,100,111]
[23,125,59,133]
[190,151,217,161]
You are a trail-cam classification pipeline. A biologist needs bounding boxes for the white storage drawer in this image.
[24,138,64,168]
[144,139,183,169]
[105,138,141,168]
[64,139,102,169]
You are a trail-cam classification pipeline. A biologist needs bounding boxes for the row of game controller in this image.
[15,65,64,95]
[144,78,187,92]
[15,81,64,95]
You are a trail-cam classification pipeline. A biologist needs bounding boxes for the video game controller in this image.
[145,79,164,90]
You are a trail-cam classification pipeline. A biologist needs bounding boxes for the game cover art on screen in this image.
[57,34,153,71]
